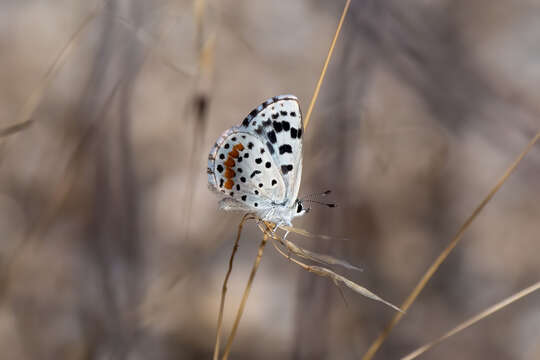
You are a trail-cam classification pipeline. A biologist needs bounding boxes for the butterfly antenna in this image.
[303,199,337,208]
[303,190,332,199]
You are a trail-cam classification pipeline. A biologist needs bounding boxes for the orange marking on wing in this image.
[224,158,235,167]
[224,168,236,179]
[229,149,239,158]
[234,143,244,151]
[224,179,234,189]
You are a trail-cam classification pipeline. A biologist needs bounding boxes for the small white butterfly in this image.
[208,95,307,227]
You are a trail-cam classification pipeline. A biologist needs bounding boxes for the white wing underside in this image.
[208,95,304,221]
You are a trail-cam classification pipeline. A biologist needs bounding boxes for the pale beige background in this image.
[0,1,539,359]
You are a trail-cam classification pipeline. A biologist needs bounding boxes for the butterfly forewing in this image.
[239,95,303,207]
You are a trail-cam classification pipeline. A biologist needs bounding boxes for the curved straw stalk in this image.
[401,281,540,360]
[362,130,540,360]
[213,1,352,358]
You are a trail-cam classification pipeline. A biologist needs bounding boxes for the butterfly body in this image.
[208,95,307,226]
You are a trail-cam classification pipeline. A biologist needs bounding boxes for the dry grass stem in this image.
[362,130,540,360]
[279,233,361,271]
[221,233,269,360]
[0,119,33,138]
[268,231,402,313]
[303,0,351,130]
[401,281,540,360]
[280,224,349,241]
[213,214,253,360]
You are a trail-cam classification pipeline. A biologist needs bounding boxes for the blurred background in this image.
[0,0,539,359]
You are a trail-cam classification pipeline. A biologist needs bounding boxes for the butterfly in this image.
[207,95,307,228]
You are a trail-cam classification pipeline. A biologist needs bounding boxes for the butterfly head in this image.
[297,190,336,215]
[294,199,310,218]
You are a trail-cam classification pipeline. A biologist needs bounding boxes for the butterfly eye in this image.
[296,202,303,213]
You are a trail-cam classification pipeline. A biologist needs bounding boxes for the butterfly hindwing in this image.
[208,129,287,211]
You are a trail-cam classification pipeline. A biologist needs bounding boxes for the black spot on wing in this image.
[241,195,247,201]
[267,130,277,144]
[265,161,271,168]
[298,128,302,138]
[281,164,293,174]
[272,113,279,119]
[248,142,254,149]
[280,110,287,116]
[290,128,297,139]
[262,119,272,127]
[281,121,290,131]
[273,121,282,132]
[250,170,261,178]
[266,142,275,154]
[279,144,292,154]
[255,158,262,164]
[290,111,296,117]
[217,164,223,173]
[255,126,263,135]
[271,179,277,186]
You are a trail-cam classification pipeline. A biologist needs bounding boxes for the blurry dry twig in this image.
[401,281,540,360]
[113,15,194,77]
[1,1,106,145]
[181,0,216,256]
[0,119,33,138]
[362,130,540,360]
[0,79,124,302]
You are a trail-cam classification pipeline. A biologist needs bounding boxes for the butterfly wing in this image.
[238,95,303,208]
[208,129,287,212]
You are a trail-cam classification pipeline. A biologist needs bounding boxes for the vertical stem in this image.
[222,234,269,360]
[303,0,351,130]
[213,214,252,360]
